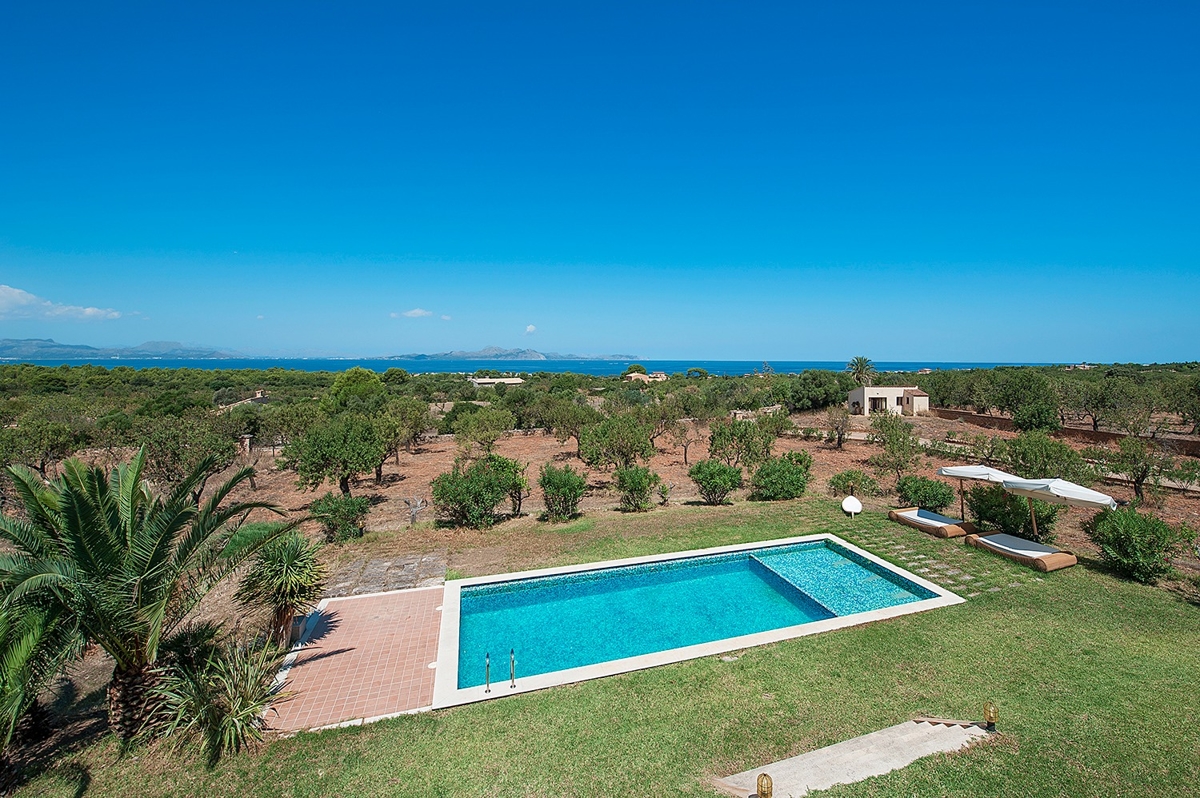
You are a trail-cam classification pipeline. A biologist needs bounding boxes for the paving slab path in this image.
[324,552,446,597]
[716,719,990,797]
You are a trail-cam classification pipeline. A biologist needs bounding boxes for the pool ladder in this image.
[483,649,517,694]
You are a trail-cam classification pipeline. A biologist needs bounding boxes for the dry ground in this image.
[36,411,1200,748]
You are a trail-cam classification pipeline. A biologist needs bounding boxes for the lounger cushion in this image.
[964,533,1077,573]
[887,507,976,538]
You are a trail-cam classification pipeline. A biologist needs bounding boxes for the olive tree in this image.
[284,415,386,495]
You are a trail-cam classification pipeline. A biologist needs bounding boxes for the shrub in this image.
[966,484,1058,543]
[149,641,289,766]
[896,476,955,512]
[482,455,528,514]
[1084,507,1195,584]
[430,458,511,529]
[614,465,660,512]
[750,452,811,501]
[827,469,880,497]
[539,463,587,522]
[689,459,743,505]
[309,492,370,542]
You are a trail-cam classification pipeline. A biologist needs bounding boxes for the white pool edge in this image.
[431,533,963,709]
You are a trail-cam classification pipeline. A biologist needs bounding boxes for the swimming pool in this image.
[432,534,962,708]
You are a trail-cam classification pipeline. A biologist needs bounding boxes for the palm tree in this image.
[0,605,82,757]
[0,449,290,740]
[237,530,327,647]
[846,356,877,386]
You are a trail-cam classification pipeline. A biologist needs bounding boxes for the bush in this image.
[966,484,1058,543]
[750,452,811,501]
[309,492,370,542]
[1084,507,1195,584]
[689,459,743,505]
[149,641,288,766]
[539,463,587,521]
[614,465,660,512]
[430,458,512,529]
[896,476,955,512]
[482,454,528,514]
[827,469,880,497]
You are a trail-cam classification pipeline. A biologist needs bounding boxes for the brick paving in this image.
[272,586,443,732]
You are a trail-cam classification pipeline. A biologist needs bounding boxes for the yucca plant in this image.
[150,639,289,767]
[237,530,326,647]
[0,448,291,740]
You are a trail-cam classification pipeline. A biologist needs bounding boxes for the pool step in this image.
[714,719,990,797]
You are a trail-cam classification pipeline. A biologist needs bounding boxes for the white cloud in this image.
[256,315,265,320]
[401,308,433,318]
[0,284,121,321]
[525,324,537,335]
[441,315,452,321]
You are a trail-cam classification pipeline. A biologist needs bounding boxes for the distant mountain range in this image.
[0,339,637,362]
[0,338,237,360]
[384,346,638,361]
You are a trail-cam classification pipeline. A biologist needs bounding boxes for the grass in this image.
[16,498,1200,797]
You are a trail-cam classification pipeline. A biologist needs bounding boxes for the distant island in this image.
[0,338,236,360]
[383,346,639,361]
[0,339,638,363]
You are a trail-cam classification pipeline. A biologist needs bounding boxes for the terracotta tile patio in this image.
[271,586,443,732]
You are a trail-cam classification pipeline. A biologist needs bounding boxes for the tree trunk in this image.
[107,665,156,740]
[338,475,351,495]
[272,607,295,647]
[375,462,383,484]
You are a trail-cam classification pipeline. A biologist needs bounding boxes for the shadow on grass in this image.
[6,703,104,797]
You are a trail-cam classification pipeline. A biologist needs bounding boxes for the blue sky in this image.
[1,2,1197,361]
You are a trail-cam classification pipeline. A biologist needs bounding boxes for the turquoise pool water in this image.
[456,540,935,689]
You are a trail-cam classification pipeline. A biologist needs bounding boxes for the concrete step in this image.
[715,720,990,798]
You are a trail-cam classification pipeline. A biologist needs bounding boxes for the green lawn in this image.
[18,500,1200,797]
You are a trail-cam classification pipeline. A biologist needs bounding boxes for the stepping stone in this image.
[716,720,989,797]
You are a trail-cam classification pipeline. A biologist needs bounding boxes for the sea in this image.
[0,358,1049,376]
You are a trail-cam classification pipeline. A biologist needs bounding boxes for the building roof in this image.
[903,389,929,397]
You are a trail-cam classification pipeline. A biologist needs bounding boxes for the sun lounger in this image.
[888,507,976,538]
[963,533,1077,573]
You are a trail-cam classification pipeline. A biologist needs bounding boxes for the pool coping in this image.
[431,533,963,709]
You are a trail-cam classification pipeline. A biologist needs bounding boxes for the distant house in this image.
[624,371,668,384]
[847,386,929,417]
[468,377,525,388]
[216,389,270,413]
